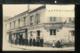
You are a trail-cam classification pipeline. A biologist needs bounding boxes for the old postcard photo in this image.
[3,4,75,51]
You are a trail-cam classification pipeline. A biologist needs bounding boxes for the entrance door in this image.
[36,30,41,46]
[20,33,23,39]
[25,29,28,38]
[19,33,23,44]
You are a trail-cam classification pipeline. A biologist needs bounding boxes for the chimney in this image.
[27,4,30,12]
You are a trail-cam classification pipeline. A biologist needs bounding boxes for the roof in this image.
[28,5,46,14]
[8,5,46,21]
[8,10,28,21]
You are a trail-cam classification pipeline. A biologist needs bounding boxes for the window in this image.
[10,22,11,29]
[50,17,56,22]
[69,18,72,22]
[50,29,56,35]
[18,19,20,27]
[53,17,56,21]
[30,31,33,36]
[68,18,74,23]
[13,21,15,28]
[37,30,40,36]
[30,15,33,25]
[24,17,26,25]
[70,30,75,36]
[30,16,33,21]
[50,17,53,21]
[50,29,52,35]
[36,14,40,24]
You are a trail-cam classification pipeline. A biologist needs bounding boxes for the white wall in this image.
[27,8,46,25]
[27,26,44,40]
[45,5,75,22]
[43,26,74,43]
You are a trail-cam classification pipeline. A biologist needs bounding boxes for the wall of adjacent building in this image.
[45,5,75,23]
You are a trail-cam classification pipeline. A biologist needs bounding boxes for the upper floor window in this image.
[13,21,15,28]
[50,17,56,22]
[30,16,33,21]
[30,15,33,25]
[53,17,56,21]
[69,18,74,23]
[70,30,75,36]
[23,17,26,25]
[18,19,20,26]
[50,17,53,21]
[36,14,40,24]
[69,18,72,22]
[30,31,33,36]
[10,22,11,29]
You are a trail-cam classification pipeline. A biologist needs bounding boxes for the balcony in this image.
[64,23,74,28]
[43,22,64,30]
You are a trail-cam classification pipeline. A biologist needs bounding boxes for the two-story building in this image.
[6,4,75,47]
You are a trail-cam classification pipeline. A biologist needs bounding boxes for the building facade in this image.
[6,5,75,47]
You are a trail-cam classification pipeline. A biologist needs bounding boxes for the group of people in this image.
[9,35,44,47]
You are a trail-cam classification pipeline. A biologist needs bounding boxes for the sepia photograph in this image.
[3,4,75,51]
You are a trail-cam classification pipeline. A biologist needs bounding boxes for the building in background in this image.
[5,4,75,47]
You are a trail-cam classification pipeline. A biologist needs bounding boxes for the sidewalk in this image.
[11,44,75,51]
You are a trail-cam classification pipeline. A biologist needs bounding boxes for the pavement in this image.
[11,44,75,51]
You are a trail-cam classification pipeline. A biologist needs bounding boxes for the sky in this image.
[3,4,43,19]
[3,4,74,20]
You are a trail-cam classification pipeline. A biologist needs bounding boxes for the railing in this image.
[64,23,74,28]
[43,22,64,29]
[7,22,64,32]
